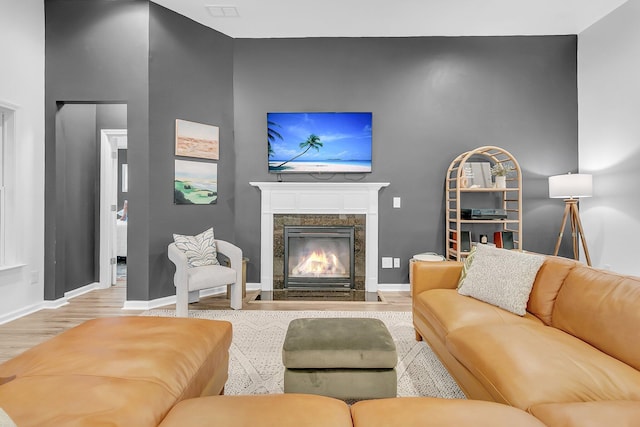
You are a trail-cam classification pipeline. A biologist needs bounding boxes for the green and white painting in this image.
[174,159,217,205]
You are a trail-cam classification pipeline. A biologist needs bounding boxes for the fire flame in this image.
[291,249,347,277]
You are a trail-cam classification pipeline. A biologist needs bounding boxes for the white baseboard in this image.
[123,283,271,311]
[0,282,102,325]
[0,302,53,325]
[122,294,176,311]
[122,287,230,311]
[0,283,100,325]
[40,298,69,310]
[246,282,261,291]
[375,283,410,292]
[64,282,101,300]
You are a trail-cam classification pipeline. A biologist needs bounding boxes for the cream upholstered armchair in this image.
[168,238,243,317]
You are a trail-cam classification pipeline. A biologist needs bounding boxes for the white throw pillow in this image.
[0,408,17,427]
[173,227,220,268]
[457,244,544,316]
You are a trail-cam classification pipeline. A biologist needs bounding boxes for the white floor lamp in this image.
[549,173,592,266]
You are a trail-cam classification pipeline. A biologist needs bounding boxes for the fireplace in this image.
[284,226,355,289]
[273,214,365,294]
[250,181,389,293]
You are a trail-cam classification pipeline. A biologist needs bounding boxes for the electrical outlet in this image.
[393,258,400,268]
[381,257,393,269]
[393,197,401,208]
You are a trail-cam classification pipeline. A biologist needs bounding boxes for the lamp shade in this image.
[548,173,592,198]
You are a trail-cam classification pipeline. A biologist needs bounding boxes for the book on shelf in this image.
[451,231,472,252]
[494,231,514,249]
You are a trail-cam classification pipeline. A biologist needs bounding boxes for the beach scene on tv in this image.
[268,112,372,173]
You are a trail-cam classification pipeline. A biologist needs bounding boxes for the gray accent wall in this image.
[147,3,235,299]
[45,0,150,300]
[54,104,98,292]
[45,1,580,299]
[45,0,235,301]
[53,103,126,293]
[233,37,578,283]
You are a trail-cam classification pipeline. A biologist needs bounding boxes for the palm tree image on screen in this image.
[273,134,323,169]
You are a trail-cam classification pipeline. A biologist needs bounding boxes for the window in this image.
[0,109,6,265]
[0,106,15,266]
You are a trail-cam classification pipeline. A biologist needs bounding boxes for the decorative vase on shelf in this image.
[490,162,513,189]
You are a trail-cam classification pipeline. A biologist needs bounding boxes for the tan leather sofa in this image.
[412,256,640,426]
[158,394,547,426]
[0,316,549,427]
[0,316,232,426]
[4,260,639,427]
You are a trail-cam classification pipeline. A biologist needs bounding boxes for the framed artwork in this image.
[175,119,219,160]
[174,159,217,205]
[462,162,492,188]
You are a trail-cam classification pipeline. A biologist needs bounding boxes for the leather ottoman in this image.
[282,317,397,399]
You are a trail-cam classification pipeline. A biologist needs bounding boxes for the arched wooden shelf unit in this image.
[446,146,523,260]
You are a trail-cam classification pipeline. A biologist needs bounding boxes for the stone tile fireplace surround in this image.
[275,214,365,291]
[250,182,389,294]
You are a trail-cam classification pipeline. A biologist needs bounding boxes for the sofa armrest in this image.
[168,242,189,289]
[529,401,640,427]
[215,239,243,289]
[411,261,463,298]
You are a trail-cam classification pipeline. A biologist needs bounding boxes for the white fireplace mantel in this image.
[250,182,390,292]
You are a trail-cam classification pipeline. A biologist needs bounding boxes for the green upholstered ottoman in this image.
[282,318,397,400]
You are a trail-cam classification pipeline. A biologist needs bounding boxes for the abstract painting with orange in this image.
[175,119,219,160]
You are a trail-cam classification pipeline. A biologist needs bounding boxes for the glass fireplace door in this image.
[284,226,355,289]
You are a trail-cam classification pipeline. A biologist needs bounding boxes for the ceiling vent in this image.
[206,5,239,18]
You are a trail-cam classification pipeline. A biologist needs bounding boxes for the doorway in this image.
[54,103,127,294]
[99,128,127,288]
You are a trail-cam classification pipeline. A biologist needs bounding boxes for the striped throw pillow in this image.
[173,227,220,268]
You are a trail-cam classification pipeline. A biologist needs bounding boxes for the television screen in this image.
[267,112,372,173]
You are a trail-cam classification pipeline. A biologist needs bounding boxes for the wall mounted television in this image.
[267,112,372,173]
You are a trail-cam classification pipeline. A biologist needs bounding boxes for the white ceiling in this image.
[150,0,627,39]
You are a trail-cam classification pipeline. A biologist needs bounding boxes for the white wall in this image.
[0,0,46,321]
[578,0,640,275]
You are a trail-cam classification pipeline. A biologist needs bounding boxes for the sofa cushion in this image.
[446,323,640,410]
[457,245,545,315]
[173,227,220,267]
[159,394,353,427]
[0,317,233,427]
[526,256,578,325]
[414,289,542,343]
[186,264,237,290]
[529,401,640,427]
[552,266,640,371]
[1,375,179,426]
[351,397,547,427]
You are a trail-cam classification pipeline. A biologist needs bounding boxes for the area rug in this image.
[141,310,465,399]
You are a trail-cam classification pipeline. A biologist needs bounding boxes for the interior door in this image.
[99,129,126,288]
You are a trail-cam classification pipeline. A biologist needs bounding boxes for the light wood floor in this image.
[0,281,411,363]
